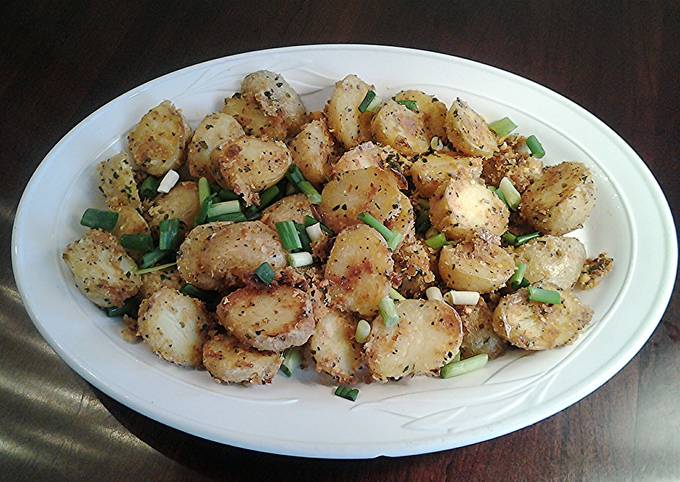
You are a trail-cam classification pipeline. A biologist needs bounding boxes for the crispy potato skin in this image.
[241,70,306,136]
[393,90,447,139]
[456,298,508,359]
[429,178,509,239]
[63,229,141,308]
[325,74,374,149]
[223,93,288,139]
[371,99,430,157]
[260,194,313,231]
[289,117,335,186]
[211,136,291,206]
[514,236,586,289]
[520,161,596,235]
[365,299,463,381]
[127,101,190,176]
[146,181,200,233]
[216,285,315,352]
[446,99,497,158]
[319,166,402,233]
[97,153,141,209]
[492,284,594,350]
[410,152,483,197]
[137,287,210,367]
[203,333,283,384]
[139,267,183,299]
[188,112,245,182]
[439,240,515,293]
[393,239,435,297]
[325,225,394,317]
[309,307,362,384]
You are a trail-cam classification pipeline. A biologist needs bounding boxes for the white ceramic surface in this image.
[12,45,677,459]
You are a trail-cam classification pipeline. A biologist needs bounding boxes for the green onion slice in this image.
[357,212,403,251]
[304,215,333,235]
[358,90,377,113]
[195,193,217,226]
[501,232,518,245]
[334,385,359,402]
[526,135,545,158]
[140,248,170,269]
[119,233,154,253]
[305,222,323,243]
[218,189,240,201]
[243,205,261,221]
[259,185,281,208]
[207,200,241,218]
[528,286,561,305]
[397,99,419,112]
[509,263,528,290]
[179,284,213,302]
[286,165,304,185]
[355,320,371,343]
[498,177,521,210]
[389,287,406,301]
[440,354,488,379]
[425,232,447,250]
[80,208,119,232]
[158,218,180,251]
[280,348,302,377]
[515,232,540,246]
[294,222,312,252]
[207,212,247,223]
[255,262,276,285]
[287,252,313,268]
[495,188,509,208]
[198,177,211,206]
[105,298,140,318]
[379,295,400,328]
[286,166,322,204]
[275,220,302,251]
[139,176,160,200]
[452,352,461,363]
[488,117,518,137]
[415,209,431,235]
[136,261,176,275]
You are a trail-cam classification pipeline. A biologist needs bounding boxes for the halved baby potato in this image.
[457,298,508,359]
[439,239,515,293]
[309,307,363,384]
[188,112,245,182]
[203,333,283,384]
[177,222,233,291]
[139,267,183,300]
[446,99,497,158]
[223,93,288,139]
[393,90,447,140]
[146,181,200,232]
[371,99,430,157]
[513,235,587,289]
[410,151,483,197]
[325,74,374,149]
[289,117,335,186]
[97,153,141,209]
[260,193,313,231]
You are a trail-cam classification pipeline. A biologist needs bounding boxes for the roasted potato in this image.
[365,300,463,381]
[260,193,313,231]
[325,74,374,149]
[146,181,200,232]
[492,283,594,350]
[325,224,394,317]
[457,298,507,359]
[429,178,509,239]
[211,136,291,206]
[203,333,283,384]
[201,221,287,289]
[446,99,497,158]
[393,239,436,297]
[127,101,190,176]
[371,99,430,157]
[188,112,245,182]
[97,153,141,209]
[223,93,288,139]
[63,229,141,308]
[176,222,232,291]
[520,161,597,235]
[439,239,515,293]
[137,287,210,367]
[514,235,586,289]
[289,117,335,186]
[384,193,415,240]
[139,267,183,299]
[309,307,363,384]
[410,151,483,197]
[393,90,447,140]
[319,167,402,233]
[112,205,150,238]
[241,70,306,136]
[216,285,315,352]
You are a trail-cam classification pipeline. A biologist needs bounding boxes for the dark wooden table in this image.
[2,1,678,480]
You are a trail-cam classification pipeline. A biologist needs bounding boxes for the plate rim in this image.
[11,44,678,458]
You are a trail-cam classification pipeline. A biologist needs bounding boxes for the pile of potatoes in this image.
[63,70,608,387]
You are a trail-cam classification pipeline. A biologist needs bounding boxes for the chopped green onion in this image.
[285,181,299,195]
[509,263,528,290]
[80,208,119,232]
[305,222,323,243]
[426,287,443,301]
[379,295,399,328]
[119,233,154,253]
[286,166,322,204]
[415,209,431,235]
[528,286,561,305]
[397,99,419,112]
[198,177,211,206]
[334,385,359,402]
[280,348,302,377]
[526,135,545,158]
[425,232,447,250]
[358,90,377,113]
[105,298,140,318]
[357,212,403,251]
[218,189,240,201]
[243,205,262,220]
[519,278,530,288]
[495,188,509,208]
[140,248,170,269]
[287,252,314,267]
[445,290,480,306]
[515,232,540,246]
[157,170,179,193]
[179,284,213,302]
[488,117,518,138]
[452,352,461,363]
[499,177,521,210]
[501,232,518,245]
[441,354,488,378]
[355,319,371,343]
[389,287,406,301]
[207,200,241,218]
[255,262,276,284]
[286,165,304,185]
[275,221,302,251]
[294,222,312,252]
[304,215,333,235]
[208,211,247,223]
[136,261,176,275]
[259,185,281,208]
[139,176,160,200]
[195,193,217,226]
[158,218,180,251]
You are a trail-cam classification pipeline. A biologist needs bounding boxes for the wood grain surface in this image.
[1,1,678,480]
